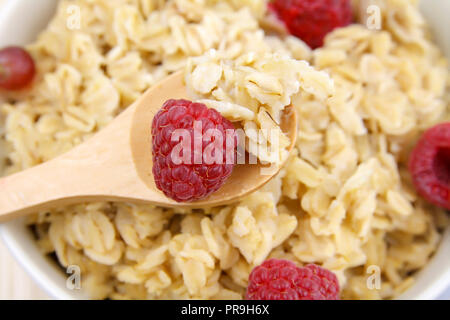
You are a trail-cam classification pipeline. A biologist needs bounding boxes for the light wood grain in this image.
[0,240,49,299]
[0,0,49,301]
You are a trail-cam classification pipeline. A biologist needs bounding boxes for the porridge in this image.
[0,0,448,299]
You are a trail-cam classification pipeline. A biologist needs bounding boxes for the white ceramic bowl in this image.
[0,0,449,300]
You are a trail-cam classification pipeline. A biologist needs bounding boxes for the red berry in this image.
[152,99,236,202]
[270,0,353,49]
[408,123,450,210]
[0,46,36,90]
[246,259,340,300]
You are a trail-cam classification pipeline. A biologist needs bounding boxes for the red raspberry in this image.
[269,0,353,49]
[408,123,450,210]
[0,46,36,90]
[151,99,236,202]
[246,259,340,300]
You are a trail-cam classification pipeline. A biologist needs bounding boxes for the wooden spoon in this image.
[0,70,297,223]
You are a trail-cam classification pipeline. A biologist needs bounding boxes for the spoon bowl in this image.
[0,70,297,222]
[130,71,298,207]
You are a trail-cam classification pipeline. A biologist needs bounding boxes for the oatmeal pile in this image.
[0,0,448,299]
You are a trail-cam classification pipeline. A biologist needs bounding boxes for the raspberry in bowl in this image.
[269,0,353,49]
[0,46,35,90]
[409,123,450,210]
[246,259,340,300]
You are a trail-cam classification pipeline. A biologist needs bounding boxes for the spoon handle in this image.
[0,106,148,223]
[0,157,95,222]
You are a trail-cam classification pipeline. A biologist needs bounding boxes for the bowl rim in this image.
[0,0,449,300]
[1,221,449,300]
[0,220,88,300]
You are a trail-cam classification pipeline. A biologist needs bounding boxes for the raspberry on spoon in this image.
[408,123,450,210]
[0,46,36,90]
[151,99,236,202]
[246,259,340,300]
[269,0,353,49]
